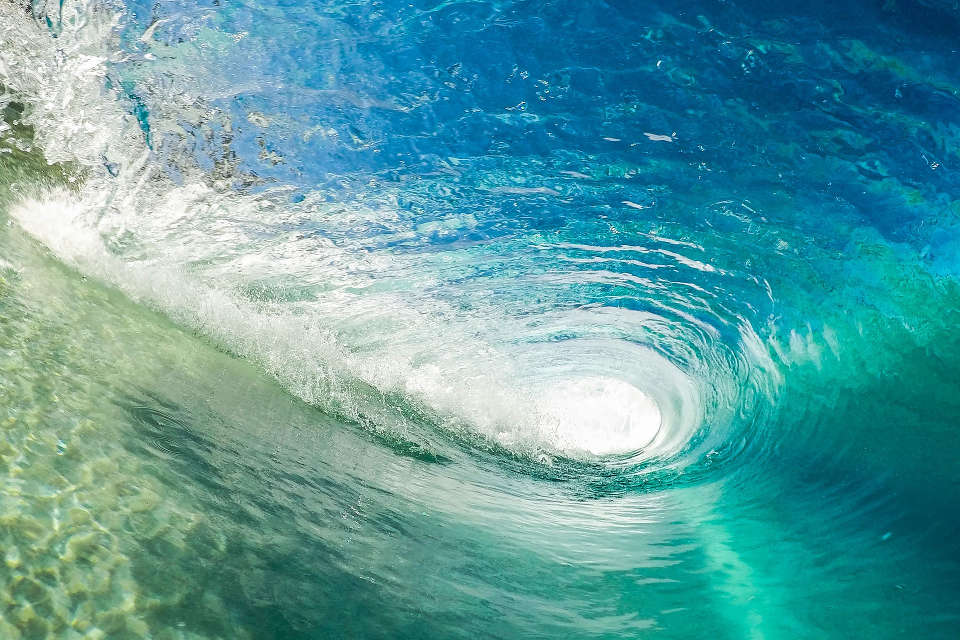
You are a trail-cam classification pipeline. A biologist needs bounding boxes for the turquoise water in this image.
[2,0,960,637]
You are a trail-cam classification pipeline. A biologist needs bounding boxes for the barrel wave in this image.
[1,0,959,638]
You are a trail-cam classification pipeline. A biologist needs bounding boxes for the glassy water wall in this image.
[1,0,959,637]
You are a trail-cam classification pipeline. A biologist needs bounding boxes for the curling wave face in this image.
[2,0,960,638]
[2,0,785,470]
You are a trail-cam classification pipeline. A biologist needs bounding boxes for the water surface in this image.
[1,0,959,637]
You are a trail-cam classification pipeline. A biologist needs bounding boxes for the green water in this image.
[2,88,960,639]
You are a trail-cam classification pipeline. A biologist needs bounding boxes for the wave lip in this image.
[2,0,784,478]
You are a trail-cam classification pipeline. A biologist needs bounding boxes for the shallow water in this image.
[1,0,959,637]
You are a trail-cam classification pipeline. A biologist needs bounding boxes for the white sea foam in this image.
[536,377,662,455]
